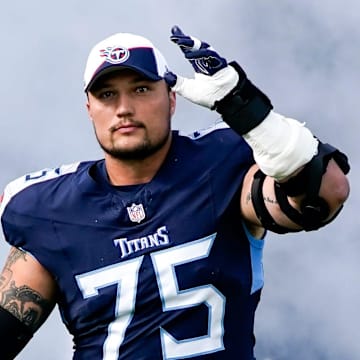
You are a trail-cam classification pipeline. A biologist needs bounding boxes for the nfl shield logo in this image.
[127,203,146,223]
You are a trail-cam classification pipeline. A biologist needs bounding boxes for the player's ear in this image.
[85,97,93,120]
[169,90,176,116]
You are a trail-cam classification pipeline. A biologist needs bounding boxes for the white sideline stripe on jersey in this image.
[178,120,229,140]
[0,162,81,217]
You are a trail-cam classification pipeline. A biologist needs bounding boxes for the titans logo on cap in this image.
[100,46,130,65]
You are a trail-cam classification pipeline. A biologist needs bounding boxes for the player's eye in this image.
[135,86,149,94]
[99,90,115,99]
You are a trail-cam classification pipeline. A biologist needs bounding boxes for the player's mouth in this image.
[112,121,144,134]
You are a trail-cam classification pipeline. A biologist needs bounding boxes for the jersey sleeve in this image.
[0,162,81,249]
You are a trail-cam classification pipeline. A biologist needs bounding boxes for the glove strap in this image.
[214,61,273,135]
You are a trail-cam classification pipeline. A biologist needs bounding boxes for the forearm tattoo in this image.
[0,248,52,331]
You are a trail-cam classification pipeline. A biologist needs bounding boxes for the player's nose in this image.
[115,94,135,118]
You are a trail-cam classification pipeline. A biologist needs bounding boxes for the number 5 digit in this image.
[151,234,225,359]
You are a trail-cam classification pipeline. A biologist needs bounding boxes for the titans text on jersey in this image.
[114,226,170,258]
[0,122,264,360]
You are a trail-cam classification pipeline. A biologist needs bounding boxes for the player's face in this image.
[86,69,176,161]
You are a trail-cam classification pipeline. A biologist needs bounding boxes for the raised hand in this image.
[169,25,228,76]
[164,26,240,109]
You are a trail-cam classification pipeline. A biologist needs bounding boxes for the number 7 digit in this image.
[75,257,144,360]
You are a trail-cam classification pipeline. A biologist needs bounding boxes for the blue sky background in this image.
[0,1,359,359]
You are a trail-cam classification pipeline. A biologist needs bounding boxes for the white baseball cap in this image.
[83,33,169,92]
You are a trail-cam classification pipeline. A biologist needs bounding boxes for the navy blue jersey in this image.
[0,123,265,360]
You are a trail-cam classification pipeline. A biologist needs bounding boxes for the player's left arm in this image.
[165,26,350,235]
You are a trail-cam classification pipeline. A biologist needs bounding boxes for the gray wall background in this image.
[0,1,358,359]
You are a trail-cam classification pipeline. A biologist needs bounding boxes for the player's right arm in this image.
[166,26,350,235]
[0,246,58,359]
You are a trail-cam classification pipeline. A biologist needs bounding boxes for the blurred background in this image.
[0,1,358,359]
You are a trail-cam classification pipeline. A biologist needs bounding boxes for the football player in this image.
[0,26,349,359]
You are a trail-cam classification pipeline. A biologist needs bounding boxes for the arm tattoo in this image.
[0,248,52,331]
[5,247,27,268]
[246,192,252,204]
[0,248,27,290]
[245,192,278,205]
[263,196,278,205]
[0,274,7,289]
[0,281,52,332]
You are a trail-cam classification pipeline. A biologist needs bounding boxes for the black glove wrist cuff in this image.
[214,61,273,135]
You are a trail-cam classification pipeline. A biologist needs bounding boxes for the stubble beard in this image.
[94,118,171,161]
